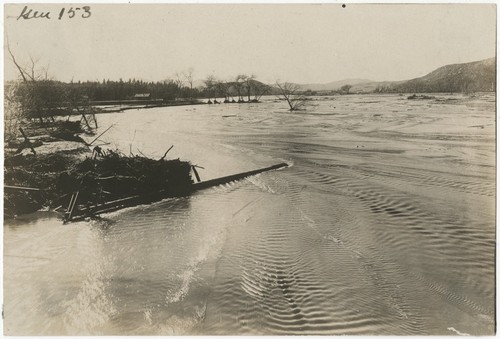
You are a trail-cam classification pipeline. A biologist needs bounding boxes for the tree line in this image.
[4,74,319,135]
[4,44,316,134]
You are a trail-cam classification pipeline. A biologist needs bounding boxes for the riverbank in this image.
[93,99,205,114]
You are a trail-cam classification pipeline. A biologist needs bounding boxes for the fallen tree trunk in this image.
[64,162,288,222]
[191,163,288,191]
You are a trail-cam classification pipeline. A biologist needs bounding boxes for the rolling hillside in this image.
[296,57,496,94]
[192,57,495,95]
[387,57,496,93]
[348,58,496,94]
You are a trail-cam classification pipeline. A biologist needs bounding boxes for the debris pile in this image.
[4,118,95,218]
[6,121,90,151]
[61,150,193,203]
[4,148,193,220]
[4,151,86,217]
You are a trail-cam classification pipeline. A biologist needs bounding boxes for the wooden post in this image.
[93,113,98,128]
[192,165,201,182]
[88,125,114,146]
[64,191,79,223]
[76,106,92,130]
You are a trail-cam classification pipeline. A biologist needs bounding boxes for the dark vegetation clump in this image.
[61,150,193,203]
[4,149,193,219]
[4,151,85,218]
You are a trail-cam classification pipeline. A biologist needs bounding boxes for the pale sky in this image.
[3,3,497,84]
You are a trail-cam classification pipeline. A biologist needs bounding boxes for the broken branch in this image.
[159,145,174,161]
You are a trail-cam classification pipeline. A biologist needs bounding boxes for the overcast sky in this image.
[3,3,496,84]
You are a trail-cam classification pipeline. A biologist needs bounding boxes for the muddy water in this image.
[4,94,495,335]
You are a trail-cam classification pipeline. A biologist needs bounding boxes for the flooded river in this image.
[4,94,495,335]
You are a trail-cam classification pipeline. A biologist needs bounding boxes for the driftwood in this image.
[64,191,80,222]
[16,128,37,154]
[88,124,114,145]
[191,163,287,191]
[4,185,45,191]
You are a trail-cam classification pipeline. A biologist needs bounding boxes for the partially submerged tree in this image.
[172,68,196,100]
[204,75,217,102]
[340,84,352,94]
[243,74,255,102]
[214,80,230,102]
[252,81,270,102]
[235,74,247,102]
[182,68,195,100]
[275,81,307,111]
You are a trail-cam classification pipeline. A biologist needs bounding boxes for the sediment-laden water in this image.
[4,94,495,335]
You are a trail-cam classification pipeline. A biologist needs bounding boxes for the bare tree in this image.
[226,83,238,102]
[275,81,307,111]
[173,73,185,100]
[6,39,96,130]
[214,80,230,102]
[7,37,29,82]
[204,75,217,102]
[174,72,184,87]
[213,80,226,102]
[235,74,248,102]
[244,74,256,101]
[182,68,195,100]
[6,42,61,124]
[252,82,270,102]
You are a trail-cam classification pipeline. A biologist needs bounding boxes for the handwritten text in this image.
[17,5,91,20]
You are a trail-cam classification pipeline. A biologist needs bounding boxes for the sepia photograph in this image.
[3,2,496,335]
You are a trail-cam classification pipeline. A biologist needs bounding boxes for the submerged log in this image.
[191,163,288,191]
[63,162,288,222]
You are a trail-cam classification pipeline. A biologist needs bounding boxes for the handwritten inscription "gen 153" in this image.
[17,5,91,20]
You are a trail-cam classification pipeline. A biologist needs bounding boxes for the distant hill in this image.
[360,58,496,94]
[349,80,401,93]
[298,79,372,91]
[297,57,496,94]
